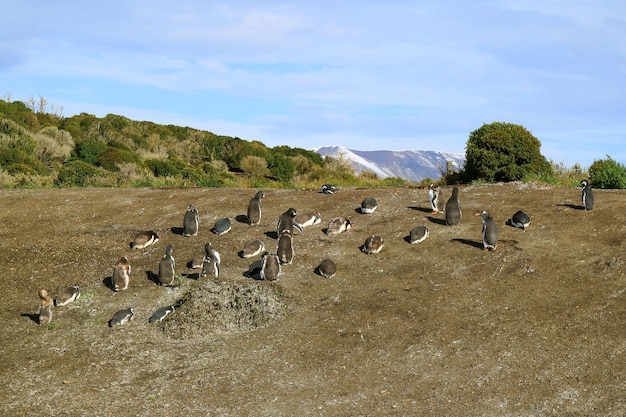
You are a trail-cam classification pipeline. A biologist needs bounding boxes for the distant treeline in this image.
[0,99,409,189]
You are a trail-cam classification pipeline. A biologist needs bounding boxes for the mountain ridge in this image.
[314,145,465,183]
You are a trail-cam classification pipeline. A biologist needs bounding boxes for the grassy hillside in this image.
[0,99,409,189]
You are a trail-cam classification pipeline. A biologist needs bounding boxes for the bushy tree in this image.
[56,160,100,186]
[588,155,626,189]
[464,122,552,182]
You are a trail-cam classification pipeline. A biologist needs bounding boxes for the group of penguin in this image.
[37,180,595,327]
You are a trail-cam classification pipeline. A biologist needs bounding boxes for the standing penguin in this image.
[200,242,221,278]
[445,187,462,226]
[38,289,54,325]
[428,184,440,214]
[260,253,281,281]
[55,285,81,306]
[247,190,265,226]
[581,180,595,210]
[182,205,199,236]
[111,256,132,291]
[478,210,498,251]
[277,230,294,265]
[158,245,176,286]
[277,208,303,235]
[509,210,531,230]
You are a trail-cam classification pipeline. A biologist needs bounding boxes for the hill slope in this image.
[1,184,624,416]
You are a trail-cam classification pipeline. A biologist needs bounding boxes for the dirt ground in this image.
[0,183,624,416]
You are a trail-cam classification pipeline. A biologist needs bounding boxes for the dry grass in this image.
[0,184,624,416]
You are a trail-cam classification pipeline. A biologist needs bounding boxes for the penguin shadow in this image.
[102,275,115,291]
[21,313,40,324]
[408,206,432,213]
[243,259,263,280]
[235,214,249,224]
[146,270,160,285]
[557,203,585,211]
[264,231,279,240]
[183,271,201,280]
[452,238,484,250]
[170,226,185,235]
[426,216,447,225]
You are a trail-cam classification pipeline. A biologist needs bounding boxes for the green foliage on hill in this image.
[462,122,553,183]
[588,155,626,189]
[0,99,408,189]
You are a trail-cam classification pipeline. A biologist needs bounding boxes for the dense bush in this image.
[145,158,181,177]
[464,122,552,182]
[97,147,140,171]
[56,160,101,186]
[588,155,626,189]
[75,139,107,164]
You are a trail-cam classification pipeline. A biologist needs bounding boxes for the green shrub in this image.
[588,155,626,189]
[75,139,107,164]
[464,122,552,182]
[56,160,101,186]
[145,158,181,177]
[97,147,140,171]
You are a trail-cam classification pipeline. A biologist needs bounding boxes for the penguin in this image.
[294,212,322,228]
[428,184,441,214]
[362,235,384,254]
[320,184,336,194]
[149,305,176,323]
[182,204,199,236]
[247,190,265,225]
[158,245,176,286]
[260,253,281,281]
[109,308,134,327]
[111,256,131,291]
[276,230,294,265]
[317,259,337,279]
[213,218,232,235]
[509,210,531,230]
[436,186,445,213]
[241,239,266,258]
[54,285,80,306]
[326,217,352,235]
[200,242,221,278]
[38,289,54,325]
[478,210,498,251]
[131,231,160,249]
[581,180,594,210]
[360,197,378,214]
[409,225,429,244]
[190,250,205,270]
[445,187,462,226]
[277,208,303,235]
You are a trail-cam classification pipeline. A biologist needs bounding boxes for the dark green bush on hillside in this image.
[75,139,107,165]
[97,147,140,171]
[56,160,100,186]
[145,159,181,177]
[464,122,552,182]
[588,155,626,189]
[0,147,50,175]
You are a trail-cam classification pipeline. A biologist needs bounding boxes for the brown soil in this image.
[1,184,624,416]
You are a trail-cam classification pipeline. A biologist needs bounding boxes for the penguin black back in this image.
[445,187,462,226]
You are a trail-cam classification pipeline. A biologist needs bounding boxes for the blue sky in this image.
[2,1,625,168]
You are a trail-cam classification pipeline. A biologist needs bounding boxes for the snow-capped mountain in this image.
[314,146,465,183]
